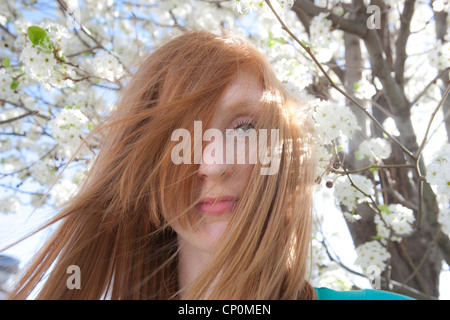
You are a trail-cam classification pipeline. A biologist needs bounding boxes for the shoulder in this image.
[314,287,414,300]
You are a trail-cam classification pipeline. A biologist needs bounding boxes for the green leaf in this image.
[27,26,48,46]
[87,122,93,131]
[378,204,390,214]
[2,57,10,67]
[369,167,379,172]
[10,80,20,90]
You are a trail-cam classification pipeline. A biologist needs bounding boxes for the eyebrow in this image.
[222,100,261,118]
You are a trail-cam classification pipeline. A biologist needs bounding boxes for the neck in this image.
[177,236,212,298]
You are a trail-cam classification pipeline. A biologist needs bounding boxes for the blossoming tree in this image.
[0,0,449,299]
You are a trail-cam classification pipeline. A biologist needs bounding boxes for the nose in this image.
[197,132,229,180]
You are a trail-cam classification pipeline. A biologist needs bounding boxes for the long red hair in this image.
[7,30,317,299]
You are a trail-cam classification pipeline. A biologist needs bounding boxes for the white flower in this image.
[19,42,72,89]
[0,196,21,214]
[0,69,21,103]
[309,12,337,62]
[20,44,54,80]
[277,0,295,9]
[429,40,450,70]
[311,99,360,145]
[354,79,376,99]
[0,109,24,132]
[343,211,362,223]
[31,158,57,185]
[432,0,449,12]
[50,108,90,158]
[426,144,450,197]
[355,240,391,276]
[39,21,71,52]
[310,12,332,45]
[381,204,415,236]
[438,207,450,235]
[314,264,353,291]
[51,179,78,207]
[334,174,374,212]
[374,214,399,243]
[273,59,311,91]
[231,0,263,13]
[93,51,125,82]
[357,138,392,160]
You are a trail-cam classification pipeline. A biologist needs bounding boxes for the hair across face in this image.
[8,30,318,300]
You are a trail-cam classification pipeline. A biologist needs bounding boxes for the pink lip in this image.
[196,196,239,215]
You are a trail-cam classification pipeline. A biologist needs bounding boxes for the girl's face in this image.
[173,71,263,254]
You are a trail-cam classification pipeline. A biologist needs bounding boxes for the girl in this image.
[6,30,409,300]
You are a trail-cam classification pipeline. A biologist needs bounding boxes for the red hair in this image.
[7,30,317,299]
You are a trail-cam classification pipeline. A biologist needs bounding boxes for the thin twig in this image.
[0,111,38,125]
[332,163,415,175]
[398,242,431,298]
[416,84,450,158]
[411,69,448,106]
[56,0,132,77]
[0,99,51,121]
[403,230,444,286]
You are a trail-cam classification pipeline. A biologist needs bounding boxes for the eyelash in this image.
[232,118,255,132]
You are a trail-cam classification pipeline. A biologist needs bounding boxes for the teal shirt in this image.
[315,287,414,300]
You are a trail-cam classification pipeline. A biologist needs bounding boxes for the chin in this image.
[194,219,230,253]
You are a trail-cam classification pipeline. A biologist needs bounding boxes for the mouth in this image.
[196,196,239,215]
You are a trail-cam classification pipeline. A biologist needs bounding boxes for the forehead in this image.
[216,71,263,115]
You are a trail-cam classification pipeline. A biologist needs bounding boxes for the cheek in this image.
[236,163,254,184]
[174,217,231,254]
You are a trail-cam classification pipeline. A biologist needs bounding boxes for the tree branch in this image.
[393,0,415,87]
[56,0,132,77]
[0,110,38,125]
[267,0,416,160]
[292,0,367,37]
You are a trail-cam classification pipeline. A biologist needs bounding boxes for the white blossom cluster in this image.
[431,0,450,12]
[311,99,360,145]
[0,108,25,133]
[92,51,125,82]
[231,0,294,14]
[357,138,392,161]
[54,84,106,119]
[51,179,78,208]
[353,79,377,100]
[429,40,450,71]
[0,195,21,214]
[313,263,353,291]
[375,204,415,243]
[426,143,450,197]
[308,237,354,291]
[333,174,374,212]
[355,240,391,276]
[0,69,21,103]
[50,108,91,159]
[426,145,450,236]
[30,157,58,186]
[309,12,338,62]
[19,22,76,90]
[273,58,311,92]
